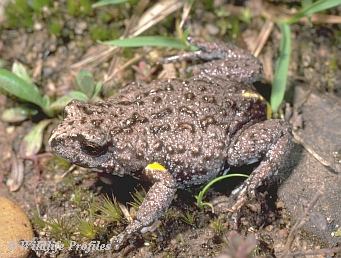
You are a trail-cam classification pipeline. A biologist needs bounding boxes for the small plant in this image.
[32,189,119,247]
[132,61,157,83]
[4,0,51,29]
[332,229,341,237]
[89,24,111,41]
[3,0,118,40]
[94,195,123,223]
[0,65,102,118]
[31,209,47,230]
[0,65,102,160]
[180,211,195,226]
[48,19,65,37]
[210,218,225,233]
[77,209,99,241]
[73,69,103,103]
[0,62,54,118]
[45,217,73,238]
[128,187,146,212]
[178,234,186,245]
[71,187,89,203]
[219,231,257,258]
[214,6,252,37]
[195,174,249,211]
[67,0,93,16]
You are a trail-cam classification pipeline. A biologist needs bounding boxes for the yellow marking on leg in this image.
[145,163,167,171]
[241,91,265,101]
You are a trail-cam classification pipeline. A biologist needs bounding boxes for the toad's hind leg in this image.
[111,163,177,250]
[227,119,292,210]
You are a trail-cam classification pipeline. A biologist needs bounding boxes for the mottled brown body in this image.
[49,38,292,250]
[51,77,267,187]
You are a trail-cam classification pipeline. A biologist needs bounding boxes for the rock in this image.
[278,87,341,250]
[0,196,34,258]
[293,86,341,173]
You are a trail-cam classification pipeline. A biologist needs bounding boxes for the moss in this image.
[4,0,49,29]
[48,19,65,37]
[89,24,110,41]
[67,0,94,17]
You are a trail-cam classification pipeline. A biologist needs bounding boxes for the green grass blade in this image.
[283,0,341,24]
[101,36,186,49]
[0,69,44,108]
[271,23,291,113]
[196,173,249,210]
[92,0,128,8]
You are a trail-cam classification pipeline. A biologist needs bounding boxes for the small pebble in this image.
[33,21,43,31]
[6,126,15,134]
[278,229,288,238]
[205,23,220,35]
[75,21,87,34]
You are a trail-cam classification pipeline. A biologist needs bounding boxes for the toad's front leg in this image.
[112,163,177,250]
[228,119,292,210]
[159,37,263,84]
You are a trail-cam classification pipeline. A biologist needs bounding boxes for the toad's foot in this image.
[111,163,177,250]
[230,180,256,211]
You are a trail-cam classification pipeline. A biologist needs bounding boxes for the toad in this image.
[49,37,292,249]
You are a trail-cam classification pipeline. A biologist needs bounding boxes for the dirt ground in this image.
[0,0,341,257]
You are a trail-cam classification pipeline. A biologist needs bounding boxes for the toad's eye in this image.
[81,141,106,156]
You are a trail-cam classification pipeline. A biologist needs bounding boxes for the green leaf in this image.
[333,230,341,237]
[91,96,102,103]
[183,28,191,41]
[12,61,32,85]
[92,0,128,8]
[0,69,44,107]
[19,119,52,157]
[77,70,95,98]
[1,106,38,122]
[50,95,73,110]
[101,36,187,49]
[283,0,341,24]
[92,81,102,100]
[77,69,92,85]
[271,23,291,113]
[42,94,51,108]
[69,91,89,102]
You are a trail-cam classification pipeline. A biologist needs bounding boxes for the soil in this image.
[0,1,341,257]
